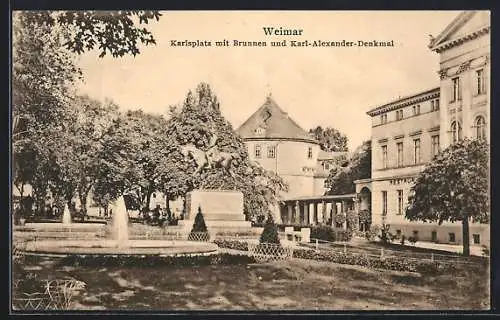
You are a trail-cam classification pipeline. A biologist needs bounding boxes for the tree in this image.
[259,214,281,245]
[12,11,81,212]
[326,140,371,195]
[164,83,288,219]
[72,96,120,214]
[22,11,161,57]
[309,126,348,152]
[406,139,489,256]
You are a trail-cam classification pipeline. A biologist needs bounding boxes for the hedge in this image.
[213,239,484,275]
[310,225,353,242]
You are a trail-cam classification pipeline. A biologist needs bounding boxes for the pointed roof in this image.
[237,95,318,144]
[429,11,490,53]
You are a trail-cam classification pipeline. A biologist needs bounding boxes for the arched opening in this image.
[475,115,486,141]
[451,121,462,143]
[358,187,372,232]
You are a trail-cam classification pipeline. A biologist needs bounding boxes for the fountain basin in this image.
[14,222,107,232]
[22,240,219,257]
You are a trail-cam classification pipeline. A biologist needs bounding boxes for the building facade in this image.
[237,95,354,224]
[237,95,331,199]
[357,11,490,247]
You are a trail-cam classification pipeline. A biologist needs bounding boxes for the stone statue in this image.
[180,133,240,175]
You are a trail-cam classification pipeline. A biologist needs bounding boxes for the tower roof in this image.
[237,95,318,144]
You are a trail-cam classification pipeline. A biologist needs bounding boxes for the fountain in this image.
[18,197,218,258]
[62,204,72,225]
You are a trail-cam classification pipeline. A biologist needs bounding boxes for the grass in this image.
[13,255,489,311]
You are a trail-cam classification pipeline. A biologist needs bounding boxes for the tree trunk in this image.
[79,192,88,216]
[145,189,153,212]
[462,216,470,256]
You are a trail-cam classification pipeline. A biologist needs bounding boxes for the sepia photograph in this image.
[11,10,491,312]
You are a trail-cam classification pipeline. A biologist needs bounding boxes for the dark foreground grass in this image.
[12,254,489,311]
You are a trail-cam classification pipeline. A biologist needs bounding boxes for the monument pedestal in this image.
[180,189,252,235]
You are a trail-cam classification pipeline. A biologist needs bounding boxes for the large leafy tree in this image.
[21,11,161,58]
[164,83,288,220]
[309,126,348,152]
[406,138,489,256]
[92,110,168,211]
[326,140,371,195]
[12,11,81,210]
[71,96,120,214]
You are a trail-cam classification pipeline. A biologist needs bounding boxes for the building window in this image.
[451,121,463,143]
[431,99,440,111]
[267,145,276,158]
[307,146,313,159]
[254,145,261,158]
[431,135,440,157]
[475,116,486,141]
[380,114,388,125]
[382,191,387,216]
[413,138,421,164]
[476,69,486,95]
[396,109,404,121]
[397,142,404,167]
[449,233,456,243]
[431,231,437,242]
[412,105,420,116]
[473,234,480,244]
[397,190,403,215]
[382,145,388,169]
[451,77,461,102]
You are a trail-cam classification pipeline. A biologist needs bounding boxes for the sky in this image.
[75,10,461,151]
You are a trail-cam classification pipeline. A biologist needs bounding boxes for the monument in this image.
[178,189,252,235]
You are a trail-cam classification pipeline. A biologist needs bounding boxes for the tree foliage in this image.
[22,10,161,57]
[164,83,288,220]
[326,140,371,195]
[309,126,348,152]
[406,138,489,256]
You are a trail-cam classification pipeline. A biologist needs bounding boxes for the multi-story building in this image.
[356,10,490,246]
[237,95,353,223]
[237,94,330,199]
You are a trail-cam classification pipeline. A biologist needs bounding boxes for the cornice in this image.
[367,88,440,117]
[432,26,490,54]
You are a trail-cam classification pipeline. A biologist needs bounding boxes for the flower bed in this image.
[214,239,249,251]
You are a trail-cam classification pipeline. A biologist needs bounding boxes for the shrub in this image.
[401,235,406,245]
[310,225,336,242]
[188,206,209,241]
[482,245,489,257]
[365,224,381,241]
[213,239,249,251]
[190,206,208,233]
[378,224,396,244]
[259,214,280,245]
[408,236,418,245]
[310,225,353,242]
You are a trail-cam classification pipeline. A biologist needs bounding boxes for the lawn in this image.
[13,255,489,311]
